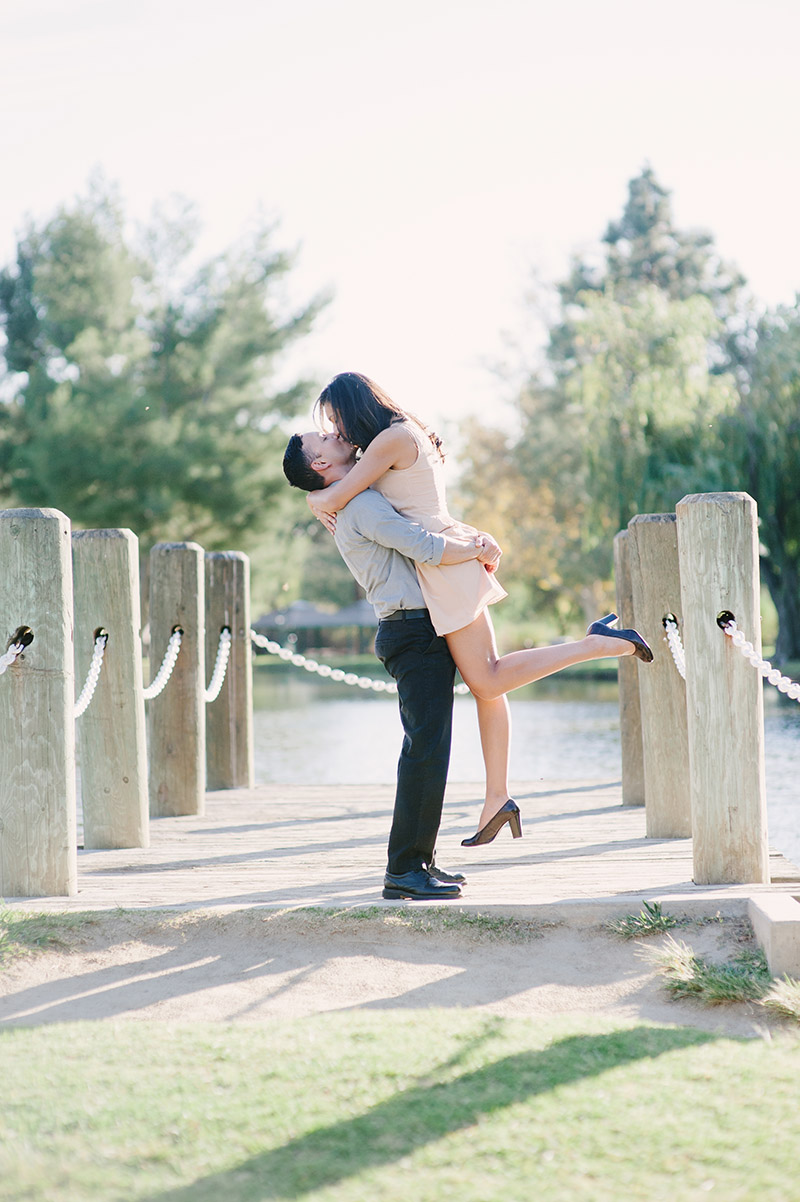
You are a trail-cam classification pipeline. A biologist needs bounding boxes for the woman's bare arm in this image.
[307,425,417,528]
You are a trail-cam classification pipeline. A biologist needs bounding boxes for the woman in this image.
[306,372,651,847]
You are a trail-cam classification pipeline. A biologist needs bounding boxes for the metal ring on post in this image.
[716,610,736,630]
[0,626,35,676]
[9,625,34,649]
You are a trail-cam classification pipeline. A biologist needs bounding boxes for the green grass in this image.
[606,900,684,940]
[0,905,548,973]
[287,905,548,941]
[2,1013,800,1202]
[0,907,102,968]
[762,976,800,1022]
[649,936,774,1005]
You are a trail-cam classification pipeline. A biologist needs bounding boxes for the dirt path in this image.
[0,908,782,1038]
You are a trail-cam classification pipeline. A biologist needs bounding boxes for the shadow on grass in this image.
[140,1025,717,1201]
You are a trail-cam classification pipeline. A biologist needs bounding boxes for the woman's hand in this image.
[307,491,338,534]
[475,532,502,573]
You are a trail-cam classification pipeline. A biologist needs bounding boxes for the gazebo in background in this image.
[253,598,377,655]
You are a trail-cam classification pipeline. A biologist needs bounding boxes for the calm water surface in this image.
[253,670,800,866]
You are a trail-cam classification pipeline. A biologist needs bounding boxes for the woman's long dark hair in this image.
[314,372,444,459]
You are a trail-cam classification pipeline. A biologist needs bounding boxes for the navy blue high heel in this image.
[587,613,653,663]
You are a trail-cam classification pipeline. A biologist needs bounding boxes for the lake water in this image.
[252,669,800,867]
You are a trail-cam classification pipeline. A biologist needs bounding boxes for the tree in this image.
[456,391,599,631]
[459,287,736,626]
[296,521,365,609]
[458,168,748,629]
[720,302,800,662]
[565,286,736,545]
[552,166,752,376]
[0,183,327,578]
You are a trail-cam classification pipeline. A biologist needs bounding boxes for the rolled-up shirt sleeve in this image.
[346,492,445,564]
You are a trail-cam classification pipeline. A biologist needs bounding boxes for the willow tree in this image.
[565,286,737,545]
[458,167,749,628]
[459,286,737,626]
[720,302,800,662]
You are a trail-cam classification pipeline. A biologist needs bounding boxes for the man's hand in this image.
[475,533,502,573]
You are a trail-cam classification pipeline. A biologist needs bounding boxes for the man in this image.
[282,430,500,901]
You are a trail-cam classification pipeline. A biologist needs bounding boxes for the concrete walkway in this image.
[8,780,800,920]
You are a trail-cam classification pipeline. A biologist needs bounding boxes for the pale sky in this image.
[3,0,799,440]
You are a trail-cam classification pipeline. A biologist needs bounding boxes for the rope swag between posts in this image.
[142,626,233,703]
[1,624,234,710]
[74,629,108,717]
[249,628,472,695]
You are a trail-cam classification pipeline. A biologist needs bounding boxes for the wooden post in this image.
[139,550,150,645]
[628,514,691,837]
[613,530,644,806]
[676,492,768,884]
[72,529,149,849]
[205,551,254,790]
[0,508,77,896]
[148,542,205,817]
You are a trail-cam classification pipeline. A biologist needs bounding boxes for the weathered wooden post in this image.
[627,514,691,837]
[139,550,151,642]
[613,530,644,806]
[148,542,205,817]
[72,529,149,849]
[0,508,77,896]
[205,551,254,790]
[676,492,768,883]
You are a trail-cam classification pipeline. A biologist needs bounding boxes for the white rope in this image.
[205,627,232,703]
[143,627,183,701]
[1,627,34,676]
[663,614,686,680]
[0,642,25,676]
[250,629,471,695]
[74,631,108,717]
[721,618,800,702]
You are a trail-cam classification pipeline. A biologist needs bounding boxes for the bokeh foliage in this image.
[0,180,330,610]
[459,167,800,658]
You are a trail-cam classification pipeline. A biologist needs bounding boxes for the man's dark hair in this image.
[282,433,325,491]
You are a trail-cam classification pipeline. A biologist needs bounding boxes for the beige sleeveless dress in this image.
[372,421,507,636]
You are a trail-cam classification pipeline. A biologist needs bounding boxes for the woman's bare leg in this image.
[446,609,635,703]
[454,610,513,826]
[447,610,636,828]
[474,694,512,828]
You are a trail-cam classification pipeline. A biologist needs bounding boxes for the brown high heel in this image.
[461,800,522,847]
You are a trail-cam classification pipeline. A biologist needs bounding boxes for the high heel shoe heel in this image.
[586,612,653,663]
[461,800,522,847]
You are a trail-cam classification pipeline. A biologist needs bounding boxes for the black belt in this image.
[381,608,429,622]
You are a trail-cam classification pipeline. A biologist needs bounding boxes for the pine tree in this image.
[551,166,751,376]
[0,183,326,565]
